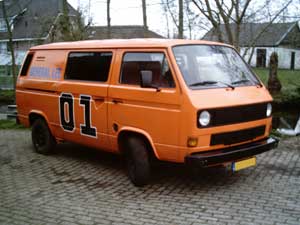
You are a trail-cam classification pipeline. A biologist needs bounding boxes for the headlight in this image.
[199,111,211,126]
[266,103,272,117]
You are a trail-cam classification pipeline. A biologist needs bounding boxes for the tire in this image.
[126,137,151,187]
[31,118,56,154]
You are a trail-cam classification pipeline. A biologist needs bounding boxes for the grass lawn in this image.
[253,68,300,107]
[0,119,25,129]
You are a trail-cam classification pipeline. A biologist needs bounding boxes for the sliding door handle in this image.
[93,97,104,102]
[112,99,123,104]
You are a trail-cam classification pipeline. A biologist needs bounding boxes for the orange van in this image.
[16,39,278,186]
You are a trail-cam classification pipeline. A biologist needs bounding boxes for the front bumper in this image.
[185,137,279,167]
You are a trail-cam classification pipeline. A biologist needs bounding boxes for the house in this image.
[0,0,77,72]
[87,25,164,40]
[0,0,164,76]
[202,22,300,69]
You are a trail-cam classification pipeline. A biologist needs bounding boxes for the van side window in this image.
[20,53,34,76]
[65,52,112,82]
[120,52,175,88]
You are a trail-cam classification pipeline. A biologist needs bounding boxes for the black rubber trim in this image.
[210,125,266,146]
[197,102,271,128]
[23,87,56,93]
[185,137,279,167]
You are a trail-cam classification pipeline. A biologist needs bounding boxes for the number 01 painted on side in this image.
[59,93,97,138]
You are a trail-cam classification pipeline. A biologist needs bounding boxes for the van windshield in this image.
[172,45,260,89]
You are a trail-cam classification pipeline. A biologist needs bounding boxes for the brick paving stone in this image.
[0,130,300,225]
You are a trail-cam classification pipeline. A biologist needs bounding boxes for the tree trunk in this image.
[142,0,148,37]
[107,0,111,38]
[267,52,282,94]
[60,0,71,41]
[178,0,183,39]
[1,0,17,96]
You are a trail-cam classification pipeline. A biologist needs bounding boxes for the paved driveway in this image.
[0,129,299,225]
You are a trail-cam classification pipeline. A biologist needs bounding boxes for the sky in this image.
[68,0,170,37]
[67,0,300,39]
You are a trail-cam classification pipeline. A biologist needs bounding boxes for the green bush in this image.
[0,90,15,105]
[0,65,20,76]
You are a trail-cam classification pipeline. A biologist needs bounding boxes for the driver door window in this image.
[120,52,175,88]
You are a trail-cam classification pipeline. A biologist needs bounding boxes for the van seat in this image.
[144,61,170,87]
[121,62,140,85]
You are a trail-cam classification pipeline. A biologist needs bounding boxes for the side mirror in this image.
[140,70,161,91]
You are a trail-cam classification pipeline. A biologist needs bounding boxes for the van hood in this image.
[188,86,273,109]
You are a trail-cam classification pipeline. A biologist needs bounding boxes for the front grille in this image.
[197,102,269,128]
[210,125,266,146]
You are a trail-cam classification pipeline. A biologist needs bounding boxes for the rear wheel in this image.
[126,137,151,186]
[32,118,56,154]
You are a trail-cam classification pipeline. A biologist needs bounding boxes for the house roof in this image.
[30,39,230,50]
[0,0,78,41]
[202,22,299,47]
[87,26,164,39]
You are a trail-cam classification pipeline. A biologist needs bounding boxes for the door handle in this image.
[112,99,123,104]
[93,97,104,102]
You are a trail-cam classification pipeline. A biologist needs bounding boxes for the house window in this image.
[0,42,6,52]
[256,49,266,68]
[0,19,7,32]
[6,42,11,52]
[290,52,295,70]
[65,52,113,82]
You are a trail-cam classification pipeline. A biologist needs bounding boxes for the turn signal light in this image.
[187,137,198,147]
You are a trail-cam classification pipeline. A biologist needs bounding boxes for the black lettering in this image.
[59,93,75,132]
[80,95,97,137]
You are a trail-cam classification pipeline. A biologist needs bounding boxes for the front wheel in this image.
[32,118,56,154]
[126,137,151,187]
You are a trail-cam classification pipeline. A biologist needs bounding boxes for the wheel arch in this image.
[28,110,54,134]
[117,127,159,160]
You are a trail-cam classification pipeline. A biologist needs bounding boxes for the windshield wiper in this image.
[232,79,263,87]
[189,80,234,90]
[189,81,217,86]
[231,79,251,85]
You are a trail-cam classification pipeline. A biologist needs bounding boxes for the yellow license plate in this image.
[232,157,256,171]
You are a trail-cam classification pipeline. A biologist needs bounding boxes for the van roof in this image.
[30,39,231,50]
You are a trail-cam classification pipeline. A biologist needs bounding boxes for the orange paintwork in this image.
[16,39,273,163]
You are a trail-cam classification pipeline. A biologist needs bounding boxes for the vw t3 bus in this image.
[16,39,278,186]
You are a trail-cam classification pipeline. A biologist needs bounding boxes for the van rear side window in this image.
[20,53,34,76]
[65,52,112,82]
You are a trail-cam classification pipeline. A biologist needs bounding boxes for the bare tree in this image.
[1,0,26,92]
[107,0,111,38]
[184,0,201,39]
[70,9,91,40]
[142,0,148,29]
[48,2,91,42]
[163,0,178,35]
[161,2,170,38]
[162,0,184,38]
[242,0,293,63]
[178,0,183,38]
[59,0,72,41]
[191,0,246,48]
[191,0,293,52]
